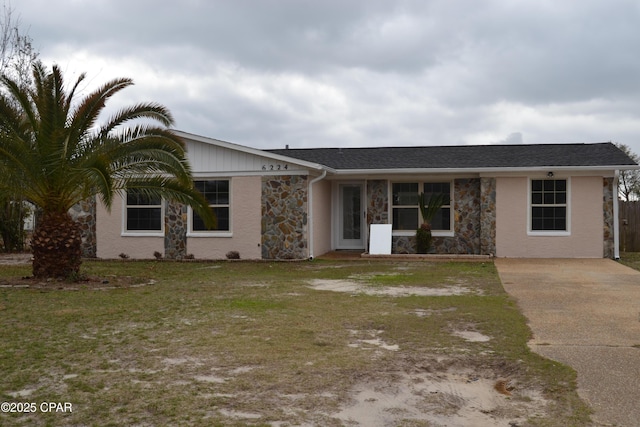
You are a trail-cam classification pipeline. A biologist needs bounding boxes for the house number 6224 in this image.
[262,164,288,171]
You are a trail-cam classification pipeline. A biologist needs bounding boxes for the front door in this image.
[337,183,365,249]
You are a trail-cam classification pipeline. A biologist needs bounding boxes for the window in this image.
[126,190,162,231]
[391,182,452,232]
[531,179,567,231]
[423,182,452,230]
[392,183,419,230]
[192,180,230,232]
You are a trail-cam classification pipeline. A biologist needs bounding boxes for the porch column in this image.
[480,177,496,256]
[366,180,389,251]
[164,200,187,259]
[261,175,308,259]
[69,196,97,258]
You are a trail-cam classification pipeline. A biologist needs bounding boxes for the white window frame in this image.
[527,177,571,236]
[187,178,233,238]
[122,190,164,237]
[389,180,454,238]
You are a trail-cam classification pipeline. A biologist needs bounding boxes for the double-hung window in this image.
[392,183,420,230]
[391,182,452,233]
[423,182,452,230]
[125,190,162,232]
[192,180,230,233]
[530,179,568,232]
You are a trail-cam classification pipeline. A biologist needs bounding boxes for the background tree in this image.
[615,143,640,201]
[0,63,215,278]
[0,2,38,252]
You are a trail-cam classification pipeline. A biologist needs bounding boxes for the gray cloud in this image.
[14,0,640,154]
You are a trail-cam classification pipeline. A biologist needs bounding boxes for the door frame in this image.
[333,181,367,250]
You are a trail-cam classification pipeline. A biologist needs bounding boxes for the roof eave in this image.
[331,165,640,175]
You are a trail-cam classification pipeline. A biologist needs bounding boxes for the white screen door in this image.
[338,183,365,249]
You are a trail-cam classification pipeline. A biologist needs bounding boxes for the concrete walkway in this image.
[495,258,640,427]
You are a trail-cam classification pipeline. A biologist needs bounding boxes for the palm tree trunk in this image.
[31,212,82,278]
[416,223,433,254]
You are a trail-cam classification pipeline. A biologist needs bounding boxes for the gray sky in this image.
[13,0,640,155]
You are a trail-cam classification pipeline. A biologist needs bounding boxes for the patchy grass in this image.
[0,259,590,426]
[619,251,640,271]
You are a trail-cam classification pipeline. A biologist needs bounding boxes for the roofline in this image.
[174,130,330,172]
[329,165,640,175]
[174,131,638,175]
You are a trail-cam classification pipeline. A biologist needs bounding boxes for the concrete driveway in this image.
[495,258,640,427]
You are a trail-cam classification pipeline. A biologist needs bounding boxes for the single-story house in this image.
[76,131,638,260]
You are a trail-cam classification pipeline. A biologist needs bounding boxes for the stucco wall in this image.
[96,195,164,259]
[311,179,332,257]
[495,176,604,258]
[188,176,262,259]
[96,176,262,260]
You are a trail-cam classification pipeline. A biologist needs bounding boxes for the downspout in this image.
[308,169,327,260]
[613,170,620,260]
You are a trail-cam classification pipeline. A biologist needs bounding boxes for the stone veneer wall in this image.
[603,177,615,258]
[164,200,187,259]
[367,180,389,224]
[366,180,388,250]
[393,179,482,254]
[262,175,308,259]
[480,177,496,256]
[69,197,97,258]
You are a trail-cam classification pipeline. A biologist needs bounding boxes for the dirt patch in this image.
[307,279,476,297]
[0,275,155,290]
[452,330,492,343]
[349,329,400,352]
[334,370,547,427]
[413,307,458,317]
[0,253,31,265]
[0,253,156,290]
[302,276,544,425]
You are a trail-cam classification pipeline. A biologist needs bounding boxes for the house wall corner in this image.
[480,177,497,256]
[69,196,97,258]
[603,177,615,259]
[164,200,187,259]
[261,175,308,259]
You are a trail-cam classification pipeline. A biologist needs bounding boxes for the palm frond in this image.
[67,76,133,147]
[0,63,205,219]
[116,176,216,229]
[99,103,174,136]
[418,192,447,224]
[96,126,192,184]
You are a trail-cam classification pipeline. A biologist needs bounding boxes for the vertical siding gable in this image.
[185,140,297,174]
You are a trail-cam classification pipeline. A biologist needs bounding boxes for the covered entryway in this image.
[495,258,640,426]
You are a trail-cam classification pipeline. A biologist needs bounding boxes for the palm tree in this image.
[416,192,446,254]
[0,62,214,278]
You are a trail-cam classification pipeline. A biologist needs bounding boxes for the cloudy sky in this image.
[11,0,640,155]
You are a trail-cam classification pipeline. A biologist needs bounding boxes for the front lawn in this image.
[0,259,590,426]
